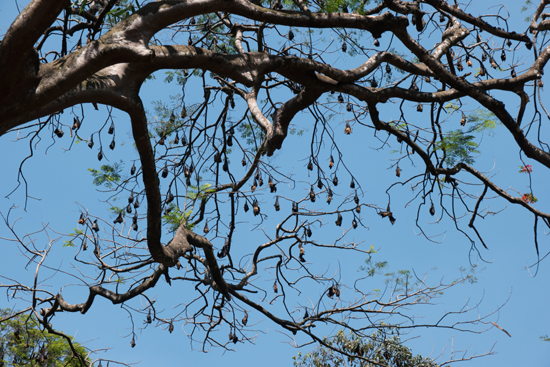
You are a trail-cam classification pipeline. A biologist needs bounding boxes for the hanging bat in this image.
[72,117,81,130]
[166,191,174,204]
[299,245,306,262]
[335,212,342,226]
[479,65,486,76]
[309,186,316,202]
[92,219,99,232]
[344,122,352,135]
[317,179,323,189]
[379,204,396,224]
[253,200,260,216]
[214,152,222,163]
[327,188,333,204]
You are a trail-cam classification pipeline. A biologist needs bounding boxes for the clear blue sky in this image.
[1,1,549,366]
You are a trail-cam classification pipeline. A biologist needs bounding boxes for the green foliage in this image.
[109,206,124,215]
[468,109,499,134]
[187,183,214,200]
[316,0,381,14]
[149,99,195,139]
[360,255,418,295]
[0,309,90,366]
[105,0,139,25]
[457,265,479,284]
[238,119,266,148]
[293,329,438,367]
[63,229,83,248]
[436,130,479,167]
[435,107,498,166]
[164,70,188,85]
[88,162,122,188]
[540,334,550,342]
[162,203,186,232]
[162,183,214,231]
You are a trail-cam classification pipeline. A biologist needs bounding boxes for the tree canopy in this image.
[1,0,549,365]
[0,309,89,366]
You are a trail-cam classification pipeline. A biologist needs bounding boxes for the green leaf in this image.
[435,130,480,166]
[63,240,75,248]
[88,161,123,188]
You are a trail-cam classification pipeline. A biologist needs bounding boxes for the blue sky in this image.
[1,0,549,366]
